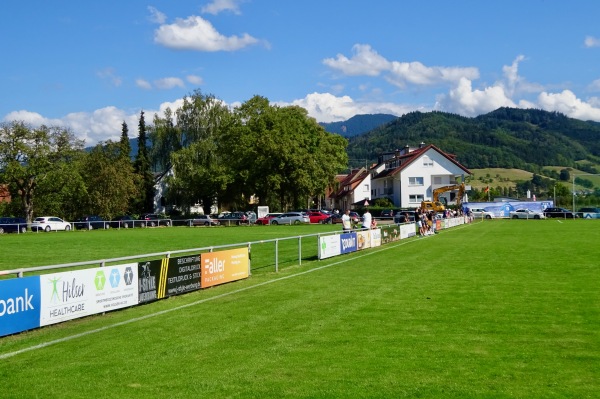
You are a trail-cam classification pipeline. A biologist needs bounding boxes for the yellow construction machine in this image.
[421,183,466,212]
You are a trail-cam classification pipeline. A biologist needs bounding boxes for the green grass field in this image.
[1,220,598,398]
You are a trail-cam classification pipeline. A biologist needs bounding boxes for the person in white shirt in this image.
[341,210,352,233]
[361,209,372,230]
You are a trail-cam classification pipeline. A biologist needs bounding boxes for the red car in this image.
[255,213,282,225]
[307,211,330,224]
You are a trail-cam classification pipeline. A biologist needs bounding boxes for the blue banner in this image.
[340,232,358,254]
[0,276,41,337]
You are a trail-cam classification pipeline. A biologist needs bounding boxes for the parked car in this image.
[31,216,72,232]
[218,212,249,225]
[509,209,545,219]
[324,211,360,225]
[270,212,310,225]
[393,211,417,223]
[74,215,109,230]
[307,211,330,224]
[111,215,136,228]
[543,207,576,219]
[255,213,282,225]
[379,209,396,218]
[140,213,171,227]
[192,215,220,226]
[576,207,600,219]
[0,217,27,234]
[470,208,494,219]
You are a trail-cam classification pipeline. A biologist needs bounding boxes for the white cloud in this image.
[148,6,167,24]
[154,77,185,89]
[201,0,244,15]
[588,79,600,92]
[154,15,258,51]
[186,74,204,85]
[136,79,152,90]
[96,67,122,87]
[285,92,425,123]
[537,90,600,121]
[323,44,479,88]
[584,35,600,48]
[323,44,390,76]
[436,77,516,116]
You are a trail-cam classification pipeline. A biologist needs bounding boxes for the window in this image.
[409,177,424,186]
[364,184,369,192]
[423,156,433,167]
[433,176,442,185]
[409,194,424,203]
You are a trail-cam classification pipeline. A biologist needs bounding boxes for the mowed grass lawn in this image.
[0,220,598,398]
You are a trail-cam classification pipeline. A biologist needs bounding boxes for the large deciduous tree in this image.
[0,121,85,222]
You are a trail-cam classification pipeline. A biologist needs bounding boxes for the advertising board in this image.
[201,247,249,288]
[40,263,138,327]
[0,276,41,337]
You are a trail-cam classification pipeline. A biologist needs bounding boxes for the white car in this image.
[471,208,494,219]
[509,209,545,220]
[31,216,72,232]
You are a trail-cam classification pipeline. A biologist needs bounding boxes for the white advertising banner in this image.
[370,228,381,247]
[400,223,416,239]
[40,263,139,326]
[319,234,342,259]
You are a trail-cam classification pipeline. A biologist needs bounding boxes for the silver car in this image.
[509,209,545,219]
[270,212,310,225]
[471,208,494,219]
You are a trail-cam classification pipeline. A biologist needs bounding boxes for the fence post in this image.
[298,236,302,266]
[247,243,252,275]
[275,239,279,273]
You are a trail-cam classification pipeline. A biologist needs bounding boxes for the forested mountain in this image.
[344,108,600,171]
[319,114,397,137]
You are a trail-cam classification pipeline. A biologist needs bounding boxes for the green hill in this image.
[345,108,600,173]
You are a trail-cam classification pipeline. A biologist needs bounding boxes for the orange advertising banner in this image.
[201,247,249,288]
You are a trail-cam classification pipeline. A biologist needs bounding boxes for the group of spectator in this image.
[341,209,377,233]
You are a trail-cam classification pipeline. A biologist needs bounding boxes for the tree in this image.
[0,121,85,222]
[78,141,139,218]
[559,168,570,181]
[119,121,131,161]
[134,111,155,214]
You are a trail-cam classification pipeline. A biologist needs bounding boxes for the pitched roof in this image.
[330,167,369,199]
[373,144,470,179]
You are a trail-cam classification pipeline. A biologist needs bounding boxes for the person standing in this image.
[341,209,352,233]
[361,209,372,230]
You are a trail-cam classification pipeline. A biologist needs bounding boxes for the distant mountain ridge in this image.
[342,108,600,171]
[319,114,397,137]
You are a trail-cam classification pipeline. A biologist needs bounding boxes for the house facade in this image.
[371,143,471,208]
[328,167,372,211]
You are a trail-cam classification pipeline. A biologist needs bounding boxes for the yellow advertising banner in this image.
[201,247,249,288]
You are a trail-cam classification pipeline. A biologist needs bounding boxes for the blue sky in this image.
[2,0,600,145]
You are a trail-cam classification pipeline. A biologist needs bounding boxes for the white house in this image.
[370,143,471,208]
[329,167,372,211]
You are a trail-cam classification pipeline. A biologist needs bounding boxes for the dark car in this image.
[394,211,417,224]
[140,213,171,227]
[218,212,249,226]
[111,215,137,228]
[192,215,220,226]
[543,207,576,219]
[0,217,28,234]
[324,212,360,225]
[74,215,109,230]
[380,209,396,218]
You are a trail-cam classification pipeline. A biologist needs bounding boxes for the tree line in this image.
[0,91,348,223]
